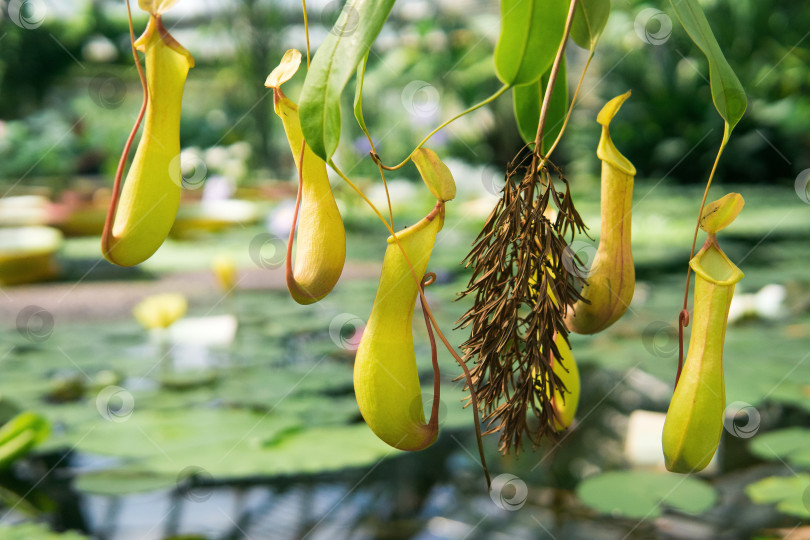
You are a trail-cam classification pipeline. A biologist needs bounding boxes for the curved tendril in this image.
[330,161,490,490]
[357,89,395,228]
[101,0,149,259]
[420,273,441,432]
[285,141,306,293]
[301,0,311,69]
[374,84,509,171]
[676,308,689,387]
[542,50,595,164]
[532,0,578,171]
[677,139,726,382]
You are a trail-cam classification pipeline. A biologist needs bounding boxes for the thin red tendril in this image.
[102,0,149,258]
[420,273,441,432]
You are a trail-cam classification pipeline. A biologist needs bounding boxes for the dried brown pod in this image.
[457,149,587,454]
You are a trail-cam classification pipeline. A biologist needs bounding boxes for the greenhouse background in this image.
[1,0,809,538]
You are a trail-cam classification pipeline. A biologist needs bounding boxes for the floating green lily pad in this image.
[0,523,88,540]
[74,470,176,496]
[577,470,717,519]
[749,428,810,467]
[745,474,810,518]
[73,408,302,463]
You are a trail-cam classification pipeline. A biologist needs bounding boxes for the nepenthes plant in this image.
[105,0,749,488]
[102,0,194,266]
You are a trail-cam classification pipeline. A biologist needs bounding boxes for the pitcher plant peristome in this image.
[265,50,346,305]
[354,202,445,451]
[102,0,194,267]
[662,194,744,473]
[566,91,636,334]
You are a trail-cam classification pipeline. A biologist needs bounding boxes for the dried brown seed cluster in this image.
[457,149,587,454]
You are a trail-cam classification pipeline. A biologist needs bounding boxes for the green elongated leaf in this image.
[570,0,611,49]
[494,0,568,86]
[299,0,396,161]
[354,53,370,135]
[513,57,568,152]
[669,0,747,138]
[0,411,49,447]
[0,411,49,469]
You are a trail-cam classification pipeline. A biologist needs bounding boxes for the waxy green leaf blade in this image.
[353,53,370,135]
[299,0,396,161]
[494,0,568,86]
[570,0,611,49]
[513,57,568,152]
[669,0,747,136]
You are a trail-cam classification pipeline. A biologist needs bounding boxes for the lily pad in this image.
[749,428,810,467]
[0,523,88,539]
[74,423,396,485]
[577,470,717,519]
[74,469,176,496]
[745,474,810,518]
[72,408,302,463]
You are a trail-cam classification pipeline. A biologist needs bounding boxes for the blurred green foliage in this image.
[576,0,810,184]
[0,17,85,118]
[0,1,806,187]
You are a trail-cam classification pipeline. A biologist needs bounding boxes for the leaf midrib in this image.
[313,2,359,157]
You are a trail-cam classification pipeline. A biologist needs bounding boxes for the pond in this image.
[1,184,809,539]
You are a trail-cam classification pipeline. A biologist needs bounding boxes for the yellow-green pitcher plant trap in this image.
[265,50,346,305]
[663,194,745,473]
[102,0,194,267]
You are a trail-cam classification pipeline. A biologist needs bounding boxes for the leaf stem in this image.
[542,49,594,163]
[677,127,728,384]
[301,0,311,68]
[533,0,578,164]
[376,84,510,171]
[355,57,395,229]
